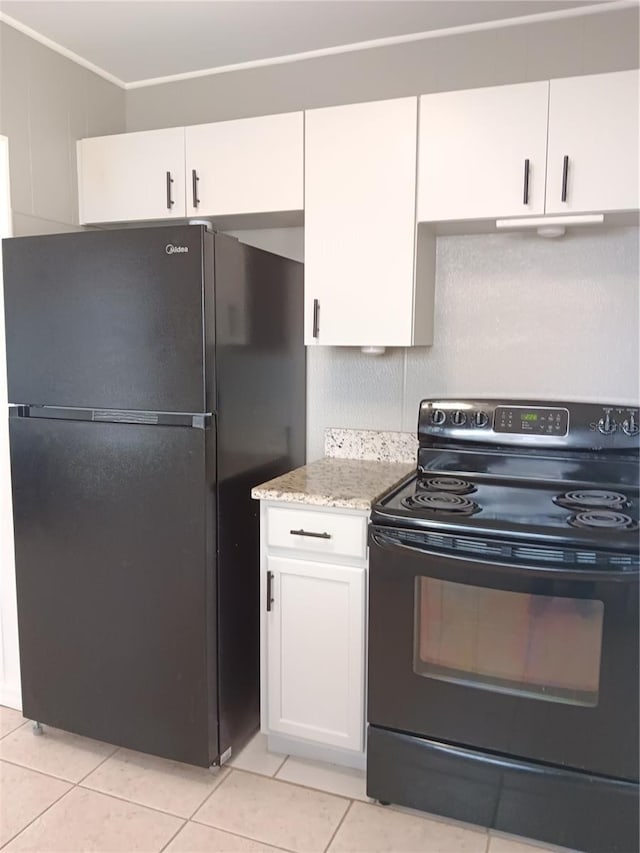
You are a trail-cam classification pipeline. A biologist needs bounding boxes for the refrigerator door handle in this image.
[10,406,213,428]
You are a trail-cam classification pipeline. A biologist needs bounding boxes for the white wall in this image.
[126,6,639,130]
[0,21,126,236]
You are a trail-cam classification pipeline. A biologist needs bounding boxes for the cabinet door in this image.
[266,556,365,751]
[545,70,639,215]
[418,82,549,222]
[305,98,418,347]
[77,128,186,224]
[185,113,303,218]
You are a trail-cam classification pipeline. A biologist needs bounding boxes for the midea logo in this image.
[165,244,189,255]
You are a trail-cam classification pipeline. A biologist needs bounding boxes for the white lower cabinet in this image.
[260,502,368,765]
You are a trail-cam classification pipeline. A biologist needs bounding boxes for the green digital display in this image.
[523,413,538,421]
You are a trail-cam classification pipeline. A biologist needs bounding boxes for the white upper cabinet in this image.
[418,82,550,222]
[545,70,639,215]
[78,128,186,224]
[418,70,639,225]
[185,112,303,221]
[305,97,433,348]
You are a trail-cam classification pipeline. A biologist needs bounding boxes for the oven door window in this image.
[414,578,604,706]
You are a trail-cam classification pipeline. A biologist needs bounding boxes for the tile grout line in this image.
[0,755,81,785]
[184,765,232,821]
[74,744,120,785]
[75,780,211,821]
[157,818,187,853]
[0,718,30,740]
[322,797,354,853]
[185,818,297,853]
[0,772,74,849]
[271,752,289,777]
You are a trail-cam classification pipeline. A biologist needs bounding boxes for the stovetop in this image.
[375,470,639,551]
[371,399,640,555]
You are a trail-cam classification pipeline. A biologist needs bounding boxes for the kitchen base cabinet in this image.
[259,502,368,767]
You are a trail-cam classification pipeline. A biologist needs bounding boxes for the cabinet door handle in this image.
[266,571,274,612]
[290,528,332,540]
[166,171,174,209]
[523,158,530,205]
[192,169,200,208]
[312,298,320,339]
[561,155,569,202]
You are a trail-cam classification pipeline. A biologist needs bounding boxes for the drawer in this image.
[266,506,367,561]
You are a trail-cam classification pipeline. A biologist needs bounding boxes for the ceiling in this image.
[0,0,615,87]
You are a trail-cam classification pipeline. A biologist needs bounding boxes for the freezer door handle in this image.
[9,406,213,428]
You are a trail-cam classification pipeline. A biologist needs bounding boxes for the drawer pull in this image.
[290,528,332,540]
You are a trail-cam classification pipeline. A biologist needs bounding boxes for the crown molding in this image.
[1,0,637,92]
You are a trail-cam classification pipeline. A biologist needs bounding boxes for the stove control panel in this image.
[494,405,569,436]
[418,399,640,451]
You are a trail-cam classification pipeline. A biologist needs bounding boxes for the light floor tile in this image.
[165,822,288,852]
[229,732,286,777]
[0,706,27,738]
[81,746,228,817]
[276,756,367,801]
[0,761,71,846]
[0,722,117,782]
[328,801,488,853]
[193,769,349,853]
[3,786,183,852]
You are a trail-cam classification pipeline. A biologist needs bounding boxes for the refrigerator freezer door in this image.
[10,415,218,766]
[3,226,209,413]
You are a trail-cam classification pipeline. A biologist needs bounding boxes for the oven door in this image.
[368,526,639,782]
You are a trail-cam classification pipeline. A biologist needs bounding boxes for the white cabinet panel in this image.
[185,112,303,219]
[78,128,186,224]
[0,136,20,709]
[266,556,365,751]
[418,82,549,222]
[545,70,639,215]
[305,98,429,347]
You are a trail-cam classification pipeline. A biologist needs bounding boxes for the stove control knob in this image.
[473,411,489,428]
[431,409,446,426]
[597,413,616,435]
[622,413,639,436]
[452,410,467,426]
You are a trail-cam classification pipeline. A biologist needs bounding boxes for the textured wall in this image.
[302,228,639,460]
[0,21,125,236]
[126,6,639,130]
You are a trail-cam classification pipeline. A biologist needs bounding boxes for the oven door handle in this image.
[370,530,639,584]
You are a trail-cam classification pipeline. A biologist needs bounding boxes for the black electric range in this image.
[367,399,639,853]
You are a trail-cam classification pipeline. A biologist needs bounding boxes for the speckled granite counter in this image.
[251,456,413,511]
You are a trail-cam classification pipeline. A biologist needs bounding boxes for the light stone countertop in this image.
[251,456,413,511]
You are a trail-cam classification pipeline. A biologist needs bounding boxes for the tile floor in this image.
[0,705,577,853]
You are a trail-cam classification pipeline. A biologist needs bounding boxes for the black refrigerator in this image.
[2,224,305,767]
